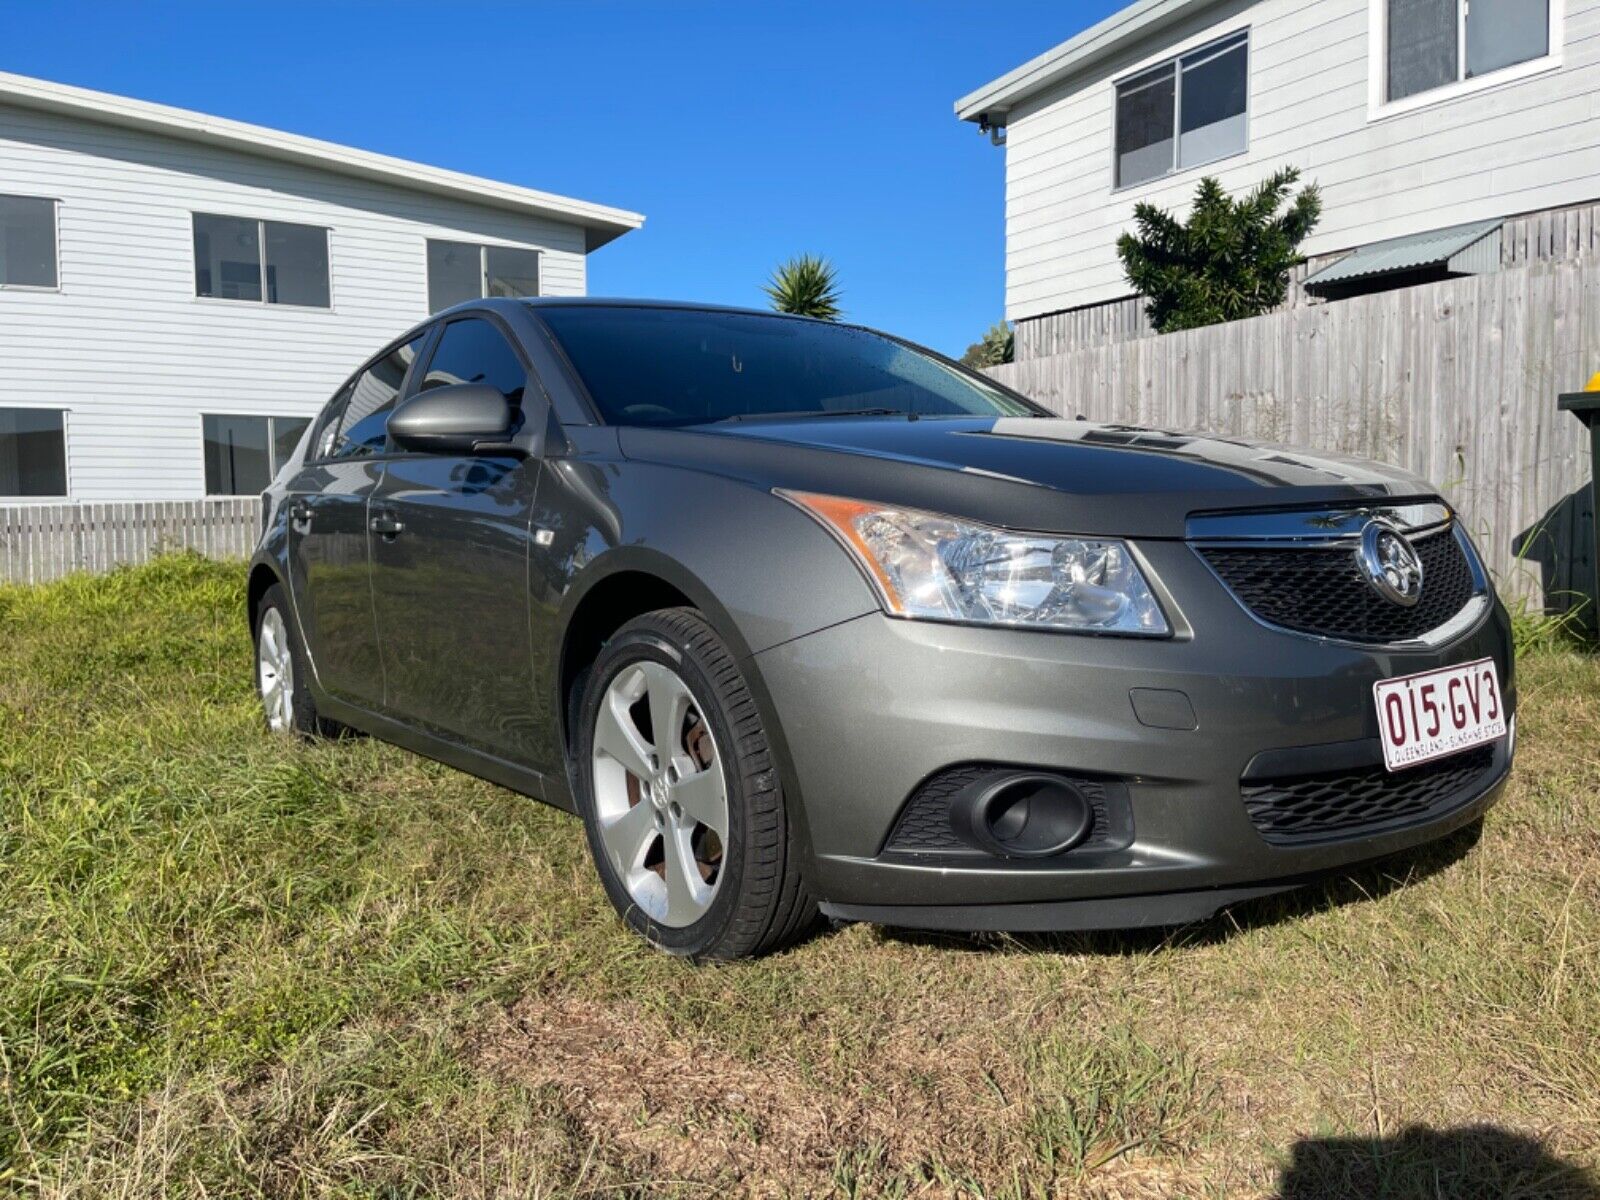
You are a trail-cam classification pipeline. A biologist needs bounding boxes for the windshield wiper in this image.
[713,407,916,423]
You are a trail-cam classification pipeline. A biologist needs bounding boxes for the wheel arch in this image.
[246,560,283,635]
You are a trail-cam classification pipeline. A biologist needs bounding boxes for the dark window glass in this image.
[0,408,67,496]
[1388,0,1459,100]
[486,245,540,298]
[1467,0,1548,78]
[312,384,353,461]
[273,416,311,469]
[0,196,58,288]
[419,318,526,405]
[1115,64,1177,187]
[333,336,426,458]
[537,307,1038,427]
[202,414,272,495]
[1179,34,1248,168]
[194,214,262,301]
[264,221,330,307]
[427,240,482,313]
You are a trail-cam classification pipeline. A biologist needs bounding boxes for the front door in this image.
[369,314,542,760]
[284,330,426,707]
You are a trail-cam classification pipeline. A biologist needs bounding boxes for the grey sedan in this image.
[247,299,1515,959]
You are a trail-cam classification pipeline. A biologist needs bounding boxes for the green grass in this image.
[1,554,1597,1197]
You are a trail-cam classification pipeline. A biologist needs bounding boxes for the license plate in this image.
[1374,658,1507,772]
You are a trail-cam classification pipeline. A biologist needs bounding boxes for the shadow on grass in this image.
[1276,1125,1599,1199]
[871,819,1485,958]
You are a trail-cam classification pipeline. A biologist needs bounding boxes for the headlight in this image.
[779,490,1169,636]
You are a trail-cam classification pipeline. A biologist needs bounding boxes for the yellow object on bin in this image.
[1588,371,1600,392]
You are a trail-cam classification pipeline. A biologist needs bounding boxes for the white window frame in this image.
[1368,0,1564,121]
[425,238,542,312]
[0,405,71,500]
[190,213,334,311]
[0,194,62,293]
[1110,27,1252,194]
[197,412,312,497]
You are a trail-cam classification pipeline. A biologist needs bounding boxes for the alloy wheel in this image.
[257,607,295,733]
[590,661,729,927]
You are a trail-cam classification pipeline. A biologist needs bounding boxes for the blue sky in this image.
[4,1,1123,356]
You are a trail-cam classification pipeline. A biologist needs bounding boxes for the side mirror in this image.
[387,384,516,455]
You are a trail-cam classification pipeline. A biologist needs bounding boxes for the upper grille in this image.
[1199,526,1477,644]
[1242,743,1499,846]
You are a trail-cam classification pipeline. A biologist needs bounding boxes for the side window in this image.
[331,335,426,458]
[418,317,526,407]
[311,384,352,461]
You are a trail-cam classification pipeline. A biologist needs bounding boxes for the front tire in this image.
[575,608,817,960]
[254,584,327,739]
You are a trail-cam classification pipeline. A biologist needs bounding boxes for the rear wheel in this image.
[575,608,817,960]
[254,584,328,739]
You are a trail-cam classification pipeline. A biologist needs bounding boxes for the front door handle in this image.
[369,512,405,538]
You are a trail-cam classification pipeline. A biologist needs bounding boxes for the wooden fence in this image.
[989,257,1599,612]
[0,498,258,586]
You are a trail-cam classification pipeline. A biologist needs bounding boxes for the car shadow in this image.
[1275,1125,1599,1199]
[866,819,1484,958]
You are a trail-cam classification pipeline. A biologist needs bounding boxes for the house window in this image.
[1386,0,1553,103]
[1115,30,1249,189]
[202,414,311,495]
[426,239,540,312]
[193,214,330,307]
[0,408,67,496]
[0,195,58,289]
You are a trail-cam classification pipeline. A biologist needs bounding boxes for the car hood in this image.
[617,416,1439,539]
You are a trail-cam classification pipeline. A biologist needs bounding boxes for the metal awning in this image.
[1303,220,1504,294]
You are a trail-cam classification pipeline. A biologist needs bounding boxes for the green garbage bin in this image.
[1557,386,1600,620]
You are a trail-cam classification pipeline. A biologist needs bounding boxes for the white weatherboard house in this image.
[0,71,642,503]
[956,0,1600,357]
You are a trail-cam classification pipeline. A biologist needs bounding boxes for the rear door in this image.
[284,333,427,707]
[368,313,542,759]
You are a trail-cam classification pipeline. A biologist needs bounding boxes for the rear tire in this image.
[254,584,329,740]
[575,608,818,960]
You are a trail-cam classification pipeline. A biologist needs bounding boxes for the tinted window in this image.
[1116,31,1248,188]
[486,245,540,298]
[1179,34,1248,169]
[202,414,272,495]
[194,214,263,301]
[419,318,526,405]
[0,407,67,496]
[427,240,481,313]
[0,195,58,288]
[1115,64,1176,188]
[264,221,330,307]
[312,384,353,461]
[194,214,329,306]
[333,336,426,458]
[273,416,311,468]
[537,307,1038,427]
[1388,0,1458,100]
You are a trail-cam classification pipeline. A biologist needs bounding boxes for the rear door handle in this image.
[369,512,405,538]
[288,501,314,529]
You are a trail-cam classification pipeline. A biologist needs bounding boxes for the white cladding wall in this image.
[0,102,590,501]
[1003,0,1600,320]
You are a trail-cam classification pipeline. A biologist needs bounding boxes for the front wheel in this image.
[575,608,817,960]
[254,584,329,739]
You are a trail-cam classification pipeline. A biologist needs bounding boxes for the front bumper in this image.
[750,539,1516,926]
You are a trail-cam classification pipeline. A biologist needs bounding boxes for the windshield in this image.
[535,306,1042,427]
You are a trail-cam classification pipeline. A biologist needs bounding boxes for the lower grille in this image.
[883,765,1130,858]
[1200,526,1477,644]
[1242,743,1499,846]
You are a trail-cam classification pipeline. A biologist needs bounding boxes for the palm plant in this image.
[763,254,842,320]
[961,320,1014,367]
